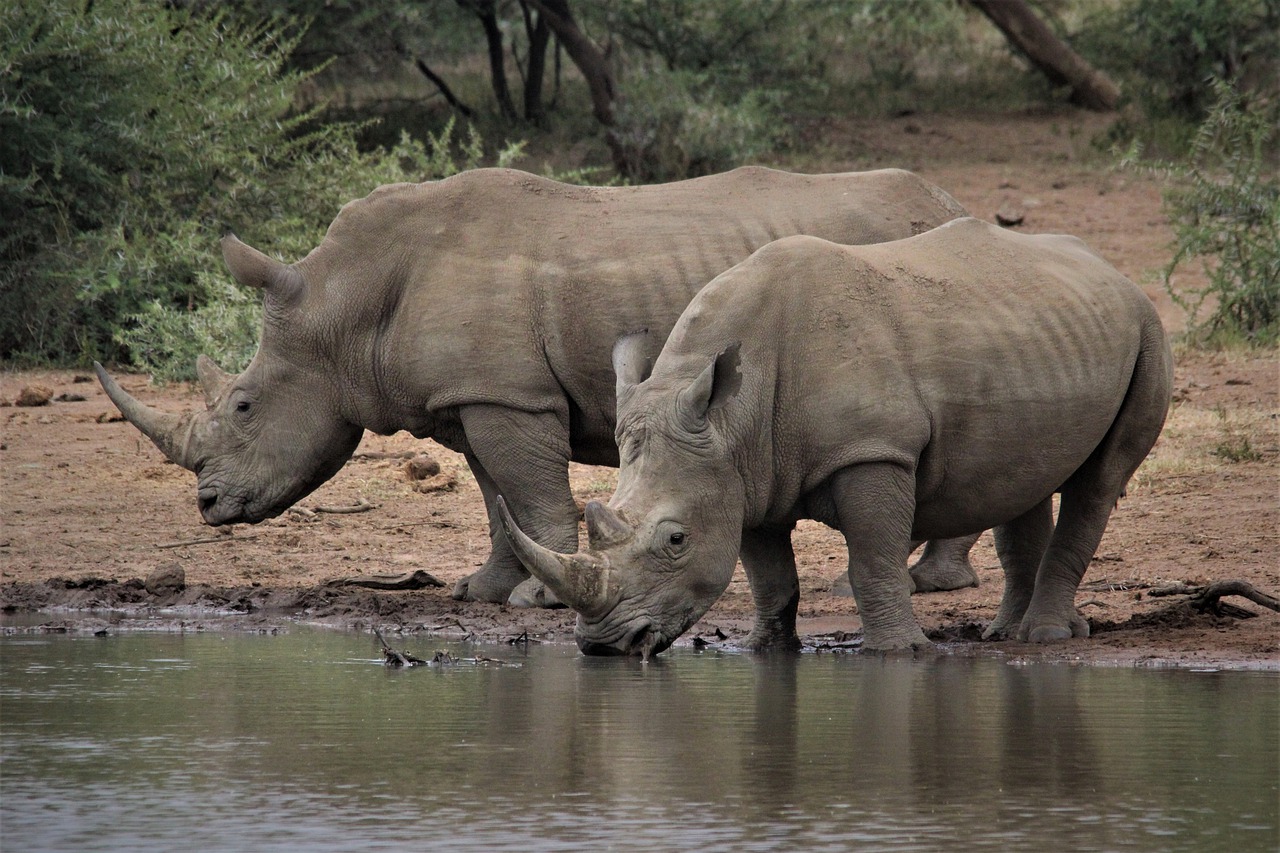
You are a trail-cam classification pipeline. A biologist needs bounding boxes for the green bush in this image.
[1079,0,1279,150]
[0,1,521,378]
[1124,81,1279,347]
[610,67,788,181]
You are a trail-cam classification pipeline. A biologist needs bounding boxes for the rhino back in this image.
[662,218,1164,532]
[291,168,966,451]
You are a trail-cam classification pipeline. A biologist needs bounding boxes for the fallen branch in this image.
[156,533,258,549]
[374,628,427,667]
[352,450,417,460]
[288,498,377,517]
[326,569,445,591]
[313,497,375,514]
[1149,580,1280,615]
[373,519,461,531]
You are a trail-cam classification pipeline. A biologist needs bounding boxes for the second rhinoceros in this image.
[96,166,977,606]
[499,218,1173,654]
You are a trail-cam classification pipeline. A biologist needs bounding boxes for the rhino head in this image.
[499,335,747,658]
[96,236,364,525]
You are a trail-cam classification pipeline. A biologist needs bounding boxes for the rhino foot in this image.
[744,621,802,653]
[862,624,932,652]
[506,577,564,609]
[451,564,528,603]
[1017,609,1091,643]
[908,536,981,593]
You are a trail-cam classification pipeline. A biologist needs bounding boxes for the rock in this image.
[15,386,53,407]
[402,454,442,481]
[995,202,1025,227]
[145,562,186,595]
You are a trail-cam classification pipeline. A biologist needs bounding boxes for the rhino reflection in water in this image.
[500,218,1172,655]
[96,166,983,608]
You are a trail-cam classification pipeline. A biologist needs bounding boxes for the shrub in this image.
[1079,0,1279,150]
[0,1,522,378]
[610,67,788,182]
[1123,81,1279,347]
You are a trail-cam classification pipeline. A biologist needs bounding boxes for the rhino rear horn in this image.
[496,496,610,617]
[221,234,305,301]
[195,355,234,407]
[584,501,633,551]
[95,362,197,471]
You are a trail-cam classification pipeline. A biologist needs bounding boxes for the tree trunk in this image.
[969,0,1120,112]
[460,0,518,121]
[520,0,552,124]
[527,0,628,170]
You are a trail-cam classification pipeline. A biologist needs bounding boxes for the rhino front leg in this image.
[450,405,579,607]
[740,525,803,652]
[984,497,1053,639]
[909,533,983,592]
[830,463,930,651]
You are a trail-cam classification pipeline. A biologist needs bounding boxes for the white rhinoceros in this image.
[96,166,979,607]
[499,217,1173,653]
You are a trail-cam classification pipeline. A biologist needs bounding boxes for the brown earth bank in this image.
[2,111,1277,669]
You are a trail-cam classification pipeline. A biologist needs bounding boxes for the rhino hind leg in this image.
[1017,329,1171,643]
[739,526,803,652]
[984,497,1053,640]
[909,533,983,593]
[830,462,930,651]
[449,406,578,607]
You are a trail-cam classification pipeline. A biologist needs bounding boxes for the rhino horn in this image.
[496,496,610,616]
[221,234,305,300]
[195,354,234,407]
[94,362,197,471]
[584,501,633,551]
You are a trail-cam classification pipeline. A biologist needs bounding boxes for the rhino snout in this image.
[197,485,248,526]
[576,621,673,659]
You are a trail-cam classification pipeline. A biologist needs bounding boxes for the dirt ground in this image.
[2,111,1276,668]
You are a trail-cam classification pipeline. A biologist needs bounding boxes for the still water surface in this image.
[2,630,1276,852]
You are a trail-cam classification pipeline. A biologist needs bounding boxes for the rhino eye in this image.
[235,400,251,413]
[669,532,685,546]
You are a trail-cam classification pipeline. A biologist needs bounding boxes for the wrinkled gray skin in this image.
[95,166,980,607]
[500,218,1173,655]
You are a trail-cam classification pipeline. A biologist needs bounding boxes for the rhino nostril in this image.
[198,489,218,514]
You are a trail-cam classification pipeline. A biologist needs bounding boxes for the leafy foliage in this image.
[1078,0,1279,149]
[0,1,520,377]
[1124,81,1279,347]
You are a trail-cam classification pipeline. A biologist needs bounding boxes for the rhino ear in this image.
[221,234,304,302]
[677,341,741,428]
[612,329,653,393]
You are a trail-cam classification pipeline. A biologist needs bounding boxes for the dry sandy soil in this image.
[2,111,1276,668]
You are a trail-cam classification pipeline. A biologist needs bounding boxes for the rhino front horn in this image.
[496,496,610,617]
[95,362,197,471]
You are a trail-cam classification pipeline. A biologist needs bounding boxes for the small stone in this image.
[995,203,1025,227]
[145,562,186,595]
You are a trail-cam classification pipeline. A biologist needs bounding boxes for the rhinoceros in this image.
[498,217,1173,654]
[95,166,981,607]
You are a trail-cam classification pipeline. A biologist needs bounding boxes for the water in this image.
[1,630,1276,852]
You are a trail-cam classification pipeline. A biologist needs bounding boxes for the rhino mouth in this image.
[576,619,673,660]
